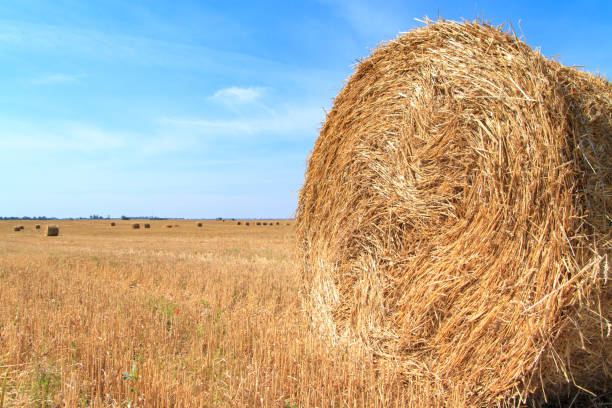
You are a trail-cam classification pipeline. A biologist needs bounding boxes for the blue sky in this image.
[0,1,610,219]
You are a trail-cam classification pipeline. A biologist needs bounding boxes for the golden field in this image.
[0,220,407,407]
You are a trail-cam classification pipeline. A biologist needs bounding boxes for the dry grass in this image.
[0,219,426,407]
[297,19,611,407]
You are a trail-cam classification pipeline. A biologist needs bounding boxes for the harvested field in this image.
[297,20,611,407]
[0,219,416,408]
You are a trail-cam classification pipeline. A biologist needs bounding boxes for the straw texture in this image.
[297,20,611,407]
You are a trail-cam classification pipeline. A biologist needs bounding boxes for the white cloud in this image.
[30,73,85,85]
[209,86,265,105]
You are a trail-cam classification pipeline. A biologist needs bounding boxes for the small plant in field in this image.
[122,364,138,384]
[28,365,60,408]
[121,364,139,407]
[284,398,299,408]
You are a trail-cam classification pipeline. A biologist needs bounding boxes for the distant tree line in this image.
[0,216,56,220]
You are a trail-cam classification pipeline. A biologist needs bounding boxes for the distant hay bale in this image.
[256,222,261,226]
[144,223,151,229]
[132,223,140,229]
[296,20,612,407]
[110,222,116,227]
[276,222,280,225]
[35,224,41,229]
[45,226,59,237]
[167,225,172,228]
[237,221,241,225]
[13,226,21,231]
[197,222,203,227]
[246,222,250,226]
[262,222,267,226]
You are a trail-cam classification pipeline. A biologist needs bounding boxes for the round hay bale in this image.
[35,224,41,229]
[166,225,172,228]
[197,222,203,227]
[296,20,612,406]
[45,226,59,236]
[256,222,261,226]
[110,222,116,227]
[132,223,140,229]
[245,222,250,226]
[144,223,151,229]
[13,226,22,231]
[237,221,242,225]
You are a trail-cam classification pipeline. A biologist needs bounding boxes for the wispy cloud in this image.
[209,86,265,105]
[0,20,279,76]
[30,73,85,85]
[318,0,410,41]
[0,120,128,151]
[158,104,323,139]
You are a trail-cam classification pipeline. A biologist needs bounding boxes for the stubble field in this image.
[0,220,406,407]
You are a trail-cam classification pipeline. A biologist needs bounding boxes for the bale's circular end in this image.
[297,20,611,406]
[45,226,59,236]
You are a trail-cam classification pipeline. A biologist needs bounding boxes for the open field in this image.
[0,220,408,407]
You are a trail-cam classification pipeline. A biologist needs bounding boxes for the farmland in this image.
[0,220,406,407]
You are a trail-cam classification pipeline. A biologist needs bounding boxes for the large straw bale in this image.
[297,20,611,407]
[45,226,59,236]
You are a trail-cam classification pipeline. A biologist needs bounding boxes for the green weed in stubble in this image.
[148,296,180,331]
[28,364,61,408]
[121,364,139,407]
